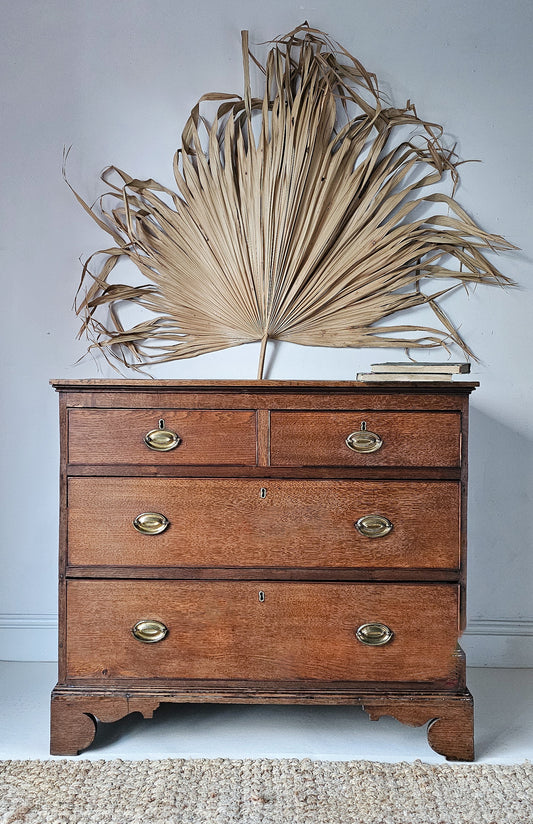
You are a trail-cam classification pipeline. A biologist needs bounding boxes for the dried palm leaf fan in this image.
[69,24,515,378]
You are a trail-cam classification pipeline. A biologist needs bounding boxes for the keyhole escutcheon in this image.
[258,590,265,602]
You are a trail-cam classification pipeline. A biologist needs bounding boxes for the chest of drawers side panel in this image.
[459,395,470,631]
[57,392,69,684]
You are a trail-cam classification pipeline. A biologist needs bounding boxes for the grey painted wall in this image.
[1,0,532,663]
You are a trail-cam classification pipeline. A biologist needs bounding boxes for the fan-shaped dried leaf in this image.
[69,24,516,377]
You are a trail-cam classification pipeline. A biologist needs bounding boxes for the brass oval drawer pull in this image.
[356,622,394,646]
[132,620,168,643]
[133,512,169,535]
[144,424,181,452]
[355,514,393,538]
[345,430,382,453]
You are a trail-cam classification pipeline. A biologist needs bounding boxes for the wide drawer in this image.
[270,411,461,467]
[67,478,460,570]
[68,409,257,465]
[66,581,460,683]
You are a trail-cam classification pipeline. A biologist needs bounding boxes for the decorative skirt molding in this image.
[2,615,533,667]
[0,758,531,824]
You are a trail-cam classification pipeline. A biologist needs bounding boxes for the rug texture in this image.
[0,758,531,824]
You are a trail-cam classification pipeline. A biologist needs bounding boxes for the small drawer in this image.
[270,411,461,467]
[68,409,257,465]
[68,478,460,570]
[66,581,460,683]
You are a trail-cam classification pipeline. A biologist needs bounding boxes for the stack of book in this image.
[356,362,471,382]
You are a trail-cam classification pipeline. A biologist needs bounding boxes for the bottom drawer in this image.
[66,581,460,684]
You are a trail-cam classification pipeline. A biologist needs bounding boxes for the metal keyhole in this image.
[260,488,267,499]
[258,591,265,602]
[159,419,165,429]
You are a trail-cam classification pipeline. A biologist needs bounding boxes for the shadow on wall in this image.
[467,406,533,621]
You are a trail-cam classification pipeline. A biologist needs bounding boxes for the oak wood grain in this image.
[49,685,473,759]
[51,378,474,760]
[65,566,460,582]
[256,409,270,466]
[50,695,96,756]
[65,580,460,683]
[362,691,474,761]
[59,388,475,413]
[270,411,461,467]
[67,478,460,570]
[51,378,479,392]
[68,409,257,465]
[50,691,161,756]
[66,464,462,480]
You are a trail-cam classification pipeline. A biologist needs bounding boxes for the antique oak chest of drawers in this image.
[50,379,476,759]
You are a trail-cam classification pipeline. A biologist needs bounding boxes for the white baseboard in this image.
[462,619,533,668]
[0,615,58,663]
[1,615,532,667]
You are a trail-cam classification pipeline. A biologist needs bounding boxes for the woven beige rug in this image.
[0,758,531,824]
